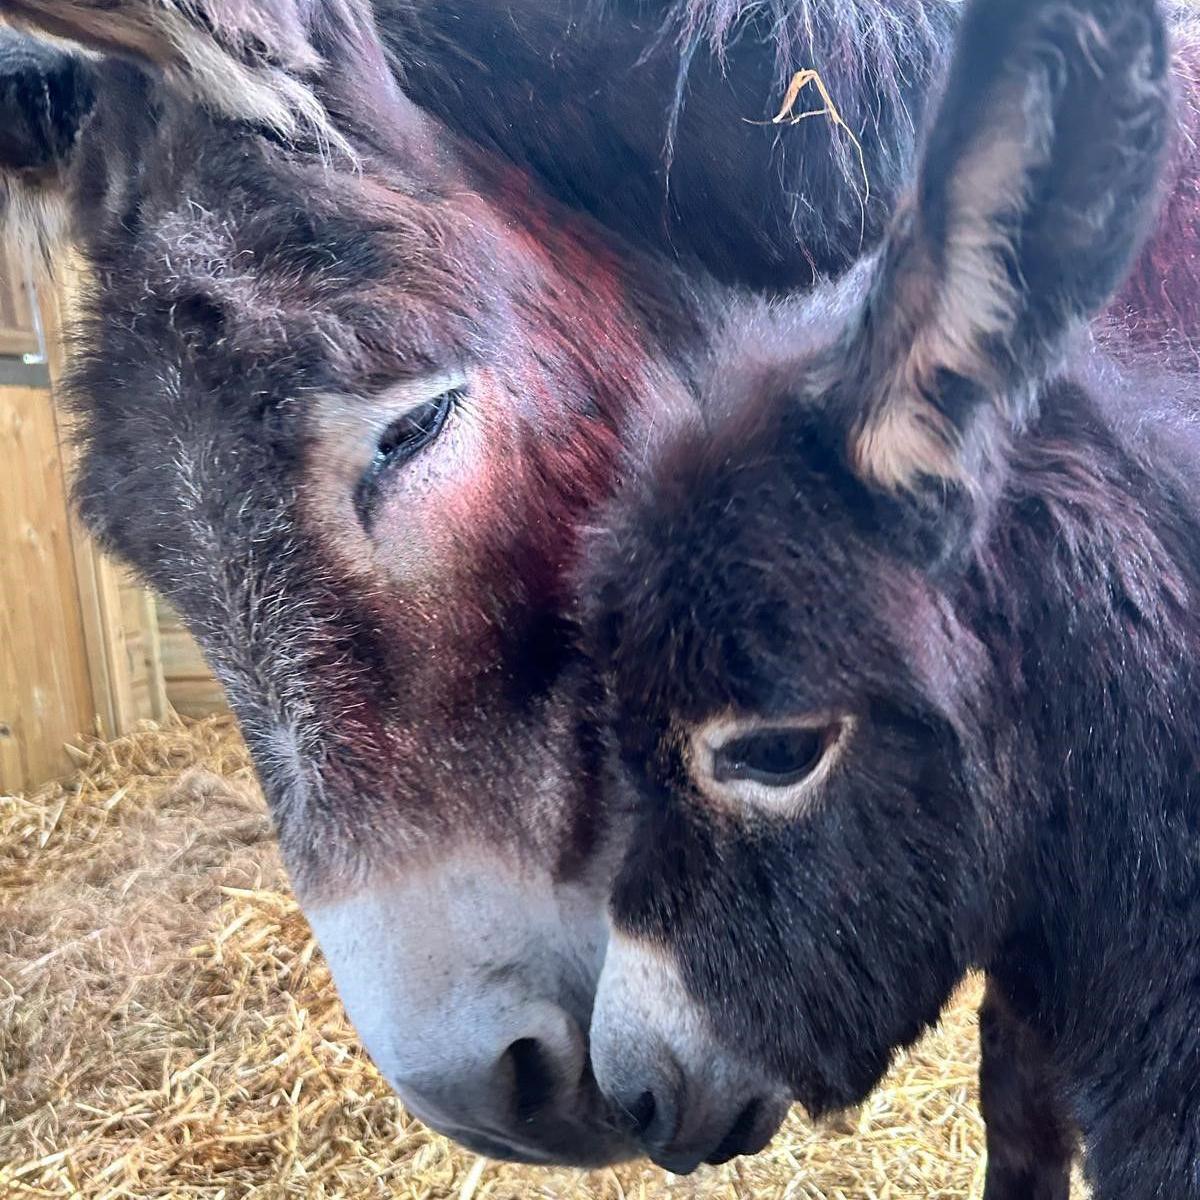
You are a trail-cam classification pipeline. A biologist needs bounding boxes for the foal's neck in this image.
[976,371,1200,1127]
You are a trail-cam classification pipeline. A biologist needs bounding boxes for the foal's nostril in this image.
[611,1079,681,1150]
[705,1098,762,1165]
[505,1037,558,1122]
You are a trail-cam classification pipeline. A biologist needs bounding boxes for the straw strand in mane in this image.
[654,0,958,180]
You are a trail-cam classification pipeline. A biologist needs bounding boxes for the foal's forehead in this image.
[696,259,872,415]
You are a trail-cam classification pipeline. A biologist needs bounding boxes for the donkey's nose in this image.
[387,1001,627,1164]
[302,872,630,1166]
[394,998,581,1114]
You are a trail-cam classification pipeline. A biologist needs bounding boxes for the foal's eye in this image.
[690,716,852,817]
[356,388,459,519]
[711,727,824,787]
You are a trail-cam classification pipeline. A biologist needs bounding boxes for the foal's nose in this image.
[595,1032,789,1174]
[390,1000,603,1160]
[590,932,790,1173]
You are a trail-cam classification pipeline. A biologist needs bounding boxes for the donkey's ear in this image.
[1,0,417,149]
[0,32,94,172]
[1,0,318,73]
[846,0,1171,493]
[1,0,325,137]
[0,31,95,257]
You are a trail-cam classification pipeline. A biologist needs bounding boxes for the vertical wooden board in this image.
[0,384,95,792]
[139,588,170,721]
[118,574,169,722]
[0,244,41,358]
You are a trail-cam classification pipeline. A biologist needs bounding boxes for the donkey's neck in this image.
[376,0,955,290]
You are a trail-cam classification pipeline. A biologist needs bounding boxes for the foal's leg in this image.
[979,980,1076,1200]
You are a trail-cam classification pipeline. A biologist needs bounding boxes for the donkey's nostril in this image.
[505,1037,557,1122]
[627,1089,657,1138]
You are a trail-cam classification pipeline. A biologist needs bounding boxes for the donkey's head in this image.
[0,0,706,1163]
[583,0,1172,1169]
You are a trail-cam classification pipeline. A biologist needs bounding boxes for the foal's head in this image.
[583,0,1172,1169]
[0,0,701,1162]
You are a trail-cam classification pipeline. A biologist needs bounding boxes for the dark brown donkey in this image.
[582,0,1200,1194]
[0,0,959,1167]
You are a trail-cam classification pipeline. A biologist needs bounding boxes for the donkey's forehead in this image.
[70,60,462,292]
[139,166,474,341]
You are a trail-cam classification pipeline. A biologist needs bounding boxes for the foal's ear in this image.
[846,0,1171,493]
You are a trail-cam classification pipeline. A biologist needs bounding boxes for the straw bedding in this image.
[0,715,1085,1199]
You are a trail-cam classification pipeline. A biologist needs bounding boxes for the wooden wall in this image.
[157,601,226,718]
[0,253,227,793]
[0,376,97,790]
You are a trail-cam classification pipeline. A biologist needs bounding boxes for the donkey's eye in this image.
[711,728,824,787]
[690,716,853,817]
[355,388,459,520]
[374,391,456,468]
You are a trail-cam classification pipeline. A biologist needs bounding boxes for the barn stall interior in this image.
[0,250,1092,1200]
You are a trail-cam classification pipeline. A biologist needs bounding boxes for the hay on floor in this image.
[0,715,1079,1199]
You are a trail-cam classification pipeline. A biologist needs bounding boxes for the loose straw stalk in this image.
[748,67,872,241]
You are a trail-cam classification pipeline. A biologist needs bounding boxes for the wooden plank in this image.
[0,383,96,791]
[0,243,41,359]
[140,589,170,721]
[116,576,170,722]
[0,328,39,357]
